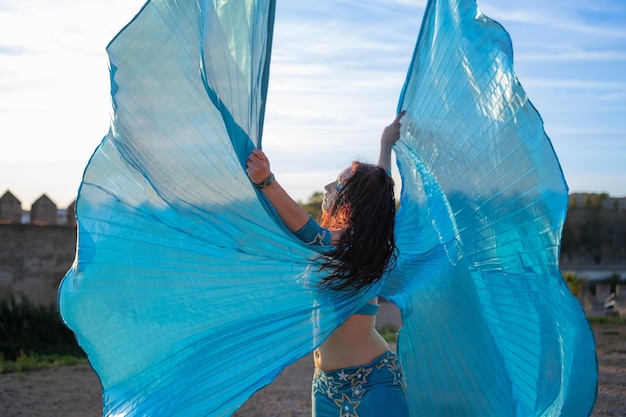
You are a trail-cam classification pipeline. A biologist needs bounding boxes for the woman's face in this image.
[322,166,353,212]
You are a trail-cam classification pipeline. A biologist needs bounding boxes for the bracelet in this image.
[254,173,275,190]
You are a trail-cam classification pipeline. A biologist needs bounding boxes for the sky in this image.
[1,0,625,209]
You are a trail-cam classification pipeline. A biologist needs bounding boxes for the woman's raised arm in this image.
[377,111,405,172]
[246,149,311,232]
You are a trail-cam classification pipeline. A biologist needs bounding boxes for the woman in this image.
[246,112,409,417]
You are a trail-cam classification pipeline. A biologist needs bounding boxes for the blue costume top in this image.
[293,215,333,246]
[58,0,597,416]
[354,303,380,315]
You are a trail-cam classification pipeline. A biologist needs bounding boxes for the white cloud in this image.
[1,0,625,205]
[0,0,144,205]
[524,78,626,91]
[518,50,626,62]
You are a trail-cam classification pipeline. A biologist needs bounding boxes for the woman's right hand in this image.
[245,149,311,232]
[246,149,271,185]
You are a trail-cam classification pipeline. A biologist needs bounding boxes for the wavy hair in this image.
[318,162,398,292]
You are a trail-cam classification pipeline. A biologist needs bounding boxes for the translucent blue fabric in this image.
[58,0,597,416]
[383,1,597,415]
[59,1,377,416]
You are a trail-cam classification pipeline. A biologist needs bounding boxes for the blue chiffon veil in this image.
[58,0,598,416]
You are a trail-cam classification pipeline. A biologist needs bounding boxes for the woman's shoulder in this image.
[330,229,344,245]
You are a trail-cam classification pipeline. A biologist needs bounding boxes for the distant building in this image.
[66,200,77,226]
[30,194,58,225]
[569,193,626,213]
[0,190,22,224]
[563,193,626,265]
[603,197,626,213]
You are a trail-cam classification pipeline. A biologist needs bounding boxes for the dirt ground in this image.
[0,323,623,417]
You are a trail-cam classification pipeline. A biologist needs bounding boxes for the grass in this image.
[0,351,87,374]
[0,294,623,376]
[378,325,399,343]
[592,319,626,359]
[0,297,86,374]
[588,316,626,325]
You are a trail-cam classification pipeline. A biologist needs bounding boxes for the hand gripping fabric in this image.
[380,0,597,416]
[58,0,598,416]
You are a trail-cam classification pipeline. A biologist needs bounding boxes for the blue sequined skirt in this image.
[312,350,409,417]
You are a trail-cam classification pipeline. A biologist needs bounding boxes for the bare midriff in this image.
[314,297,390,371]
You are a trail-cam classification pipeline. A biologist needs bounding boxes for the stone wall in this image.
[0,224,76,307]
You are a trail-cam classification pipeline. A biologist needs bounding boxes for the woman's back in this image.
[314,298,389,371]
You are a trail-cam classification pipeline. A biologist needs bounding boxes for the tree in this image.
[300,191,323,219]
[562,272,584,297]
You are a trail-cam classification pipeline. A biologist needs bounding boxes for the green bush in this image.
[588,316,626,325]
[378,325,399,343]
[0,297,85,361]
[563,272,584,296]
[0,351,86,374]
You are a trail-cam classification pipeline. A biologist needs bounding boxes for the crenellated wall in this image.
[0,224,76,307]
[0,190,76,226]
[1,189,625,309]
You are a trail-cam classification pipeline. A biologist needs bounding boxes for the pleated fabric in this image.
[381,0,597,415]
[59,1,375,416]
[58,0,598,416]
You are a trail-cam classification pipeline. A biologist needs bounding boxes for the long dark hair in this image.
[318,162,398,292]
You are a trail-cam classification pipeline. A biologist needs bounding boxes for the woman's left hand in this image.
[246,149,271,185]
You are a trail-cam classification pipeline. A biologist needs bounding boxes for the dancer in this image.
[246,112,409,416]
[59,0,597,415]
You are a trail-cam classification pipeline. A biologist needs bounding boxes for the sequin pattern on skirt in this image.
[312,350,409,417]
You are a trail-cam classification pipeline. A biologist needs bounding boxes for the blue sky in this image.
[1,0,624,208]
